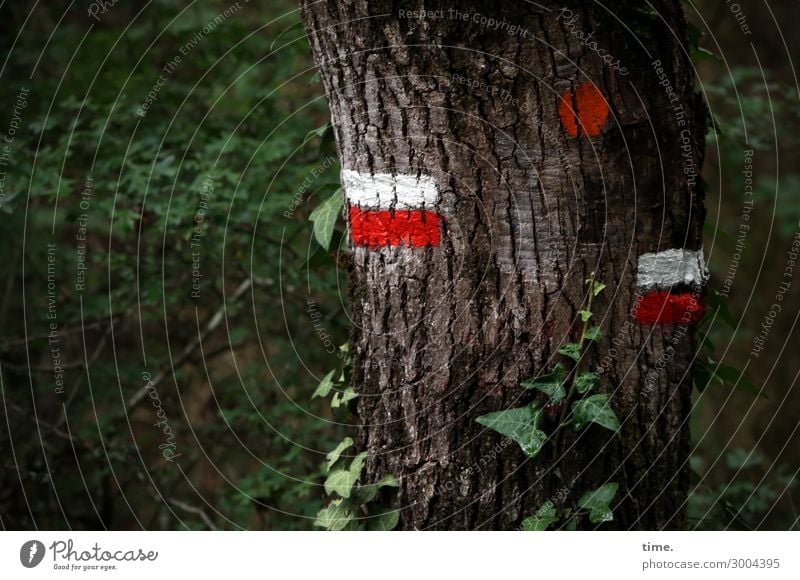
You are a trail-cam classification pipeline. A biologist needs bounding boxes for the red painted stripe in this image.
[349,207,441,248]
[633,291,705,325]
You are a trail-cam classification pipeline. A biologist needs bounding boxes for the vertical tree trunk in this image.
[301,0,705,529]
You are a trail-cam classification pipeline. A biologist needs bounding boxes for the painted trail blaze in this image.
[342,170,442,249]
[634,291,705,325]
[558,82,609,137]
[634,248,707,325]
[349,207,440,248]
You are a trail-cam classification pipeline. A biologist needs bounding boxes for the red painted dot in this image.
[558,82,609,137]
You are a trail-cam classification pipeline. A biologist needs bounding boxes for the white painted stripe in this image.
[341,170,439,209]
[636,248,708,288]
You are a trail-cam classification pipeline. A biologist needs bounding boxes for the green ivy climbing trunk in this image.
[301,0,705,530]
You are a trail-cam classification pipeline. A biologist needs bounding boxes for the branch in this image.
[168,498,219,530]
[125,277,252,410]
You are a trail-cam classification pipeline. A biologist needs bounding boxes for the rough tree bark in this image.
[301,0,705,530]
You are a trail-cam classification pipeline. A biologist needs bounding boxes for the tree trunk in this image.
[301,0,705,530]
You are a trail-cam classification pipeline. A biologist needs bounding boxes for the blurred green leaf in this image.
[309,188,343,250]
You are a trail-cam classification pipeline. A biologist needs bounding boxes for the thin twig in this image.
[125,278,252,410]
[0,319,111,348]
[53,325,113,428]
[168,498,218,530]
[552,271,598,461]
[4,401,77,443]
[1,326,111,373]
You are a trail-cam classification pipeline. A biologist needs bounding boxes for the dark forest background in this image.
[0,0,797,530]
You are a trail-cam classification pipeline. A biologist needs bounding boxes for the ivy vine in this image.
[474,274,621,528]
[312,342,401,530]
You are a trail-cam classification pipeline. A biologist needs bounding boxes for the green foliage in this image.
[309,188,344,250]
[521,503,558,531]
[331,387,358,408]
[326,437,354,471]
[572,395,621,433]
[314,350,398,529]
[475,404,547,458]
[695,358,763,397]
[324,452,366,499]
[314,500,353,532]
[315,444,399,530]
[477,275,620,527]
[589,281,606,296]
[689,449,798,530]
[583,326,603,343]
[368,509,401,531]
[557,343,582,362]
[694,291,762,397]
[574,372,599,394]
[475,275,619,458]
[706,67,799,150]
[577,483,619,524]
[313,347,358,411]
[686,20,719,63]
[313,370,337,398]
[521,363,566,403]
[521,483,619,530]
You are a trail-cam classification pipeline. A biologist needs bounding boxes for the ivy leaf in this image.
[578,483,619,524]
[693,360,716,393]
[592,281,606,296]
[367,509,400,531]
[521,363,566,403]
[352,474,399,504]
[584,326,603,343]
[521,503,559,531]
[714,363,764,397]
[686,21,719,63]
[376,474,399,488]
[309,188,343,250]
[581,483,619,507]
[324,469,359,499]
[697,331,715,354]
[587,505,613,524]
[326,437,353,471]
[578,309,593,322]
[341,386,358,403]
[695,359,765,398]
[314,499,353,531]
[575,372,599,394]
[475,403,547,458]
[331,386,358,408]
[349,451,368,477]
[558,343,582,362]
[726,448,766,470]
[303,121,332,145]
[324,450,370,499]
[704,290,736,328]
[312,369,336,398]
[572,394,620,432]
[351,485,378,504]
[271,21,307,51]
